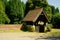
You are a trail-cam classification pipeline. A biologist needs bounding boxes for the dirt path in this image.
[36,34,60,40]
[0,32,41,40]
[0,32,60,40]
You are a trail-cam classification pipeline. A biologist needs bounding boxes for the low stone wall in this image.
[0,24,22,30]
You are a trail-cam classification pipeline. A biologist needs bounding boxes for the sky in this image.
[21,0,60,11]
[47,0,60,11]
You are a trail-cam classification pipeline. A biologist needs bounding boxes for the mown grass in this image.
[0,28,60,36]
[0,30,23,33]
[46,29,60,35]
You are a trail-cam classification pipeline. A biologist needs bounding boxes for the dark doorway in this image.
[39,25,44,32]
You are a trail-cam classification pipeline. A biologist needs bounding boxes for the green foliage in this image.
[20,2,26,18]
[21,23,28,31]
[51,6,59,15]
[45,24,52,32]
[1,0,7,6]
[28,25,35,32]
[6,0,25,24]
[51,6,60,28]
[22,23,35,32]
[0,0,10,24]
[55,8,59,13]
[51,6,55,14]
[52,13,60,28]
[44,5,52,21]
[0,0,59,26]
[27,0,48,8]
[25,0,48,15]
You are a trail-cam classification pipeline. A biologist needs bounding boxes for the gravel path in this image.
[0,32,60,40]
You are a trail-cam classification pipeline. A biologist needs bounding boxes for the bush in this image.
[22,23,35,32]
[45,24,52,32]
[21,23,28,31]
[28,25,35,32]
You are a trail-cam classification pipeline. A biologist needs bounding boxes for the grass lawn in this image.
[46,29,60,35]
[0,28,60,35]
[0,30,23,33]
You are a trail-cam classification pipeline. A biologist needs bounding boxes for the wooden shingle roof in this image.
[22,8,50,22]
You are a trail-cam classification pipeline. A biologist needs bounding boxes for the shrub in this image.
[22,23,35,32]
[45,24,52,32]
[21,23,28,31]
[28,25,35,32]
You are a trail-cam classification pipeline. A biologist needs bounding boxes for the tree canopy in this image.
[52,13,60,28]
[0,0,10,24]
[0,0,60,27]
[6,0,25,24]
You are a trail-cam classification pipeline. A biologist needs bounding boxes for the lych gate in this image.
[22,8,50,32]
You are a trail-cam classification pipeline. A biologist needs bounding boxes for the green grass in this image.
[0,28,60,36]
[46,29,60,35]
[0,30,23,33]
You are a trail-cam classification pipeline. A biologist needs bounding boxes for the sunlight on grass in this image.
[46,29,60,35]
[0,30,23,33]
[0,29,60,36]
[0,30,41,36]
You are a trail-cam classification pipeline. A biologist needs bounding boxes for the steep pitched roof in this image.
[22,8,49,22]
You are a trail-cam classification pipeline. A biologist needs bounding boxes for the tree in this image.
[20,2,25,20]
[0,0,10,24]
[55,8,59,13]
[25,0,48,15]
[1,0,7,6]
[51,6,55,14]
[44,5,52,21]
[52,13,60,28]
[6,0,25,24]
